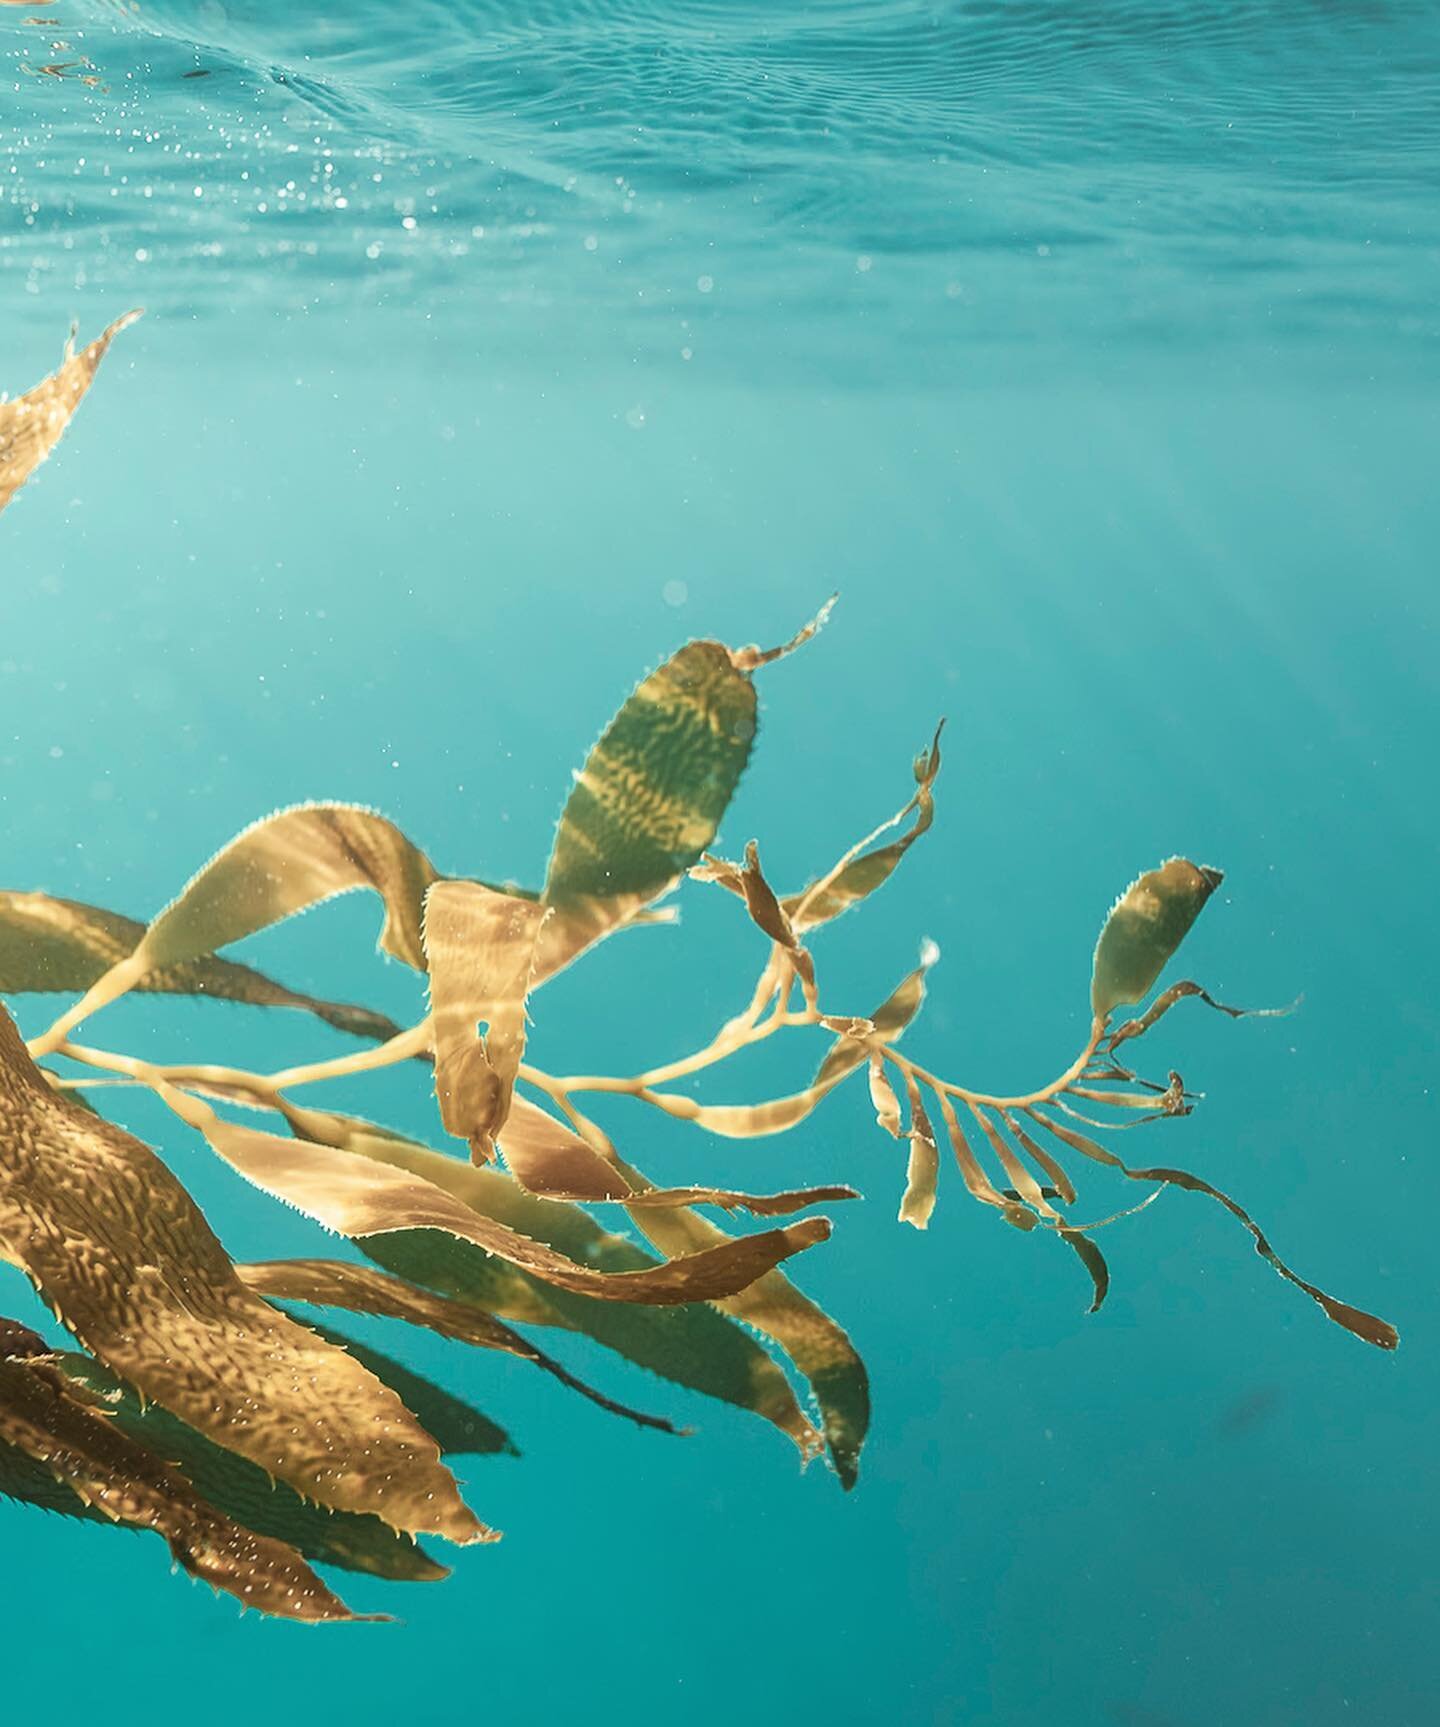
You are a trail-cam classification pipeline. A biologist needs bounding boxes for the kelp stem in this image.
[54,1019,432,1109]
[883,1018,1107,1112]
[56,1040,222,1137]
[26,952,149,1059]
[264,1020,432,1090]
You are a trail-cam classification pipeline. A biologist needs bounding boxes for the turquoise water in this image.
[3,3,1438,1723]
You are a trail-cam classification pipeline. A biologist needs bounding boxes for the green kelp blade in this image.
[1,310,142,517]
[0,890,405,1043]
[574,1106,868,1487]
[280,1107,826,1464]
[620,1189,870,1489]
[544,640,759,905]
[538,619,829,977]
[1091,859,1224,1020]
[335,1116,865,1484]
[302,1323,516,1459]
[140,803,442,972]
[0,1355,369,1620]
[1058,1231,1110,1314]
[52,1353,451,1583]
[0,1007,486,1546]
[241,1258,682,1435]
[1025,1108,1399,1349]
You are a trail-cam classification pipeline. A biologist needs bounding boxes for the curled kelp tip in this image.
[1105,981,1301,1054]
[730,592,838,672]
[1,308,143,516]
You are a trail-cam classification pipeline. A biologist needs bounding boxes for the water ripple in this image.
[3,0,1437,376]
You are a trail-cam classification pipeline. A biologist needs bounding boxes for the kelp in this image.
[0,890,405,1043]
[0,311,141,515]
[0,580,1398,1619]
[0,1352,367,1619]
[424,881,549,1160]
[0,1009,485,1545]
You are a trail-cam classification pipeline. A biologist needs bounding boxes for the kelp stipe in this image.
[0,581,1397,1618]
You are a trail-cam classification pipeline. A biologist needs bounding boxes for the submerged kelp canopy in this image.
[0,320,1397,1621]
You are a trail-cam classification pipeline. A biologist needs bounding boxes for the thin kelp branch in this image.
[1104,978,1299,1054]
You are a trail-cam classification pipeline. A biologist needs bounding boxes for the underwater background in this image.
[3,2,1437,1723]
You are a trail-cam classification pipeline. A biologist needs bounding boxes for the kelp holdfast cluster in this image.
[0,321,1398,1621]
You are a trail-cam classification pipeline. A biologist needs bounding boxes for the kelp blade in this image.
[283,1108,826,1463]
[1026,1108,1398,1348]
[424,881,549,1159]
[623,1192,870,1488]
[498,1094,854,1215]
[337,1109,868,1479]
[0,311,141,516]
[0,1007,484,1543]
[241,1257,683,1434]
[0,889,404,1043]
[544,640,759,906]
[783,726,943,934]
[813,948,937,1088]
[197,1108,831,1305]
[0,1354,366,1620]
[141,803,442,972]
[1091,858,1224,1019]
[52,1352,451,1582]
[536,637,767,975]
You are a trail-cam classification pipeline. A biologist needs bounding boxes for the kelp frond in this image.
[0,311,142,516]
[0,575,1397,1618]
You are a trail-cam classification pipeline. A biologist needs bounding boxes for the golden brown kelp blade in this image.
[498,1093,854,1214]
[245,1259,682,1435]
[28,804,443,1057]
[497,1092,635,1201]
[782,724,944,934]
[897,1078,940,1229]
[695,842,811,970]
[1025,1108,1399,1348]
[549,1106,869,1486]
[1091,859,1224,1020]
[193,1107,831,1305]
[0,890,405,1043]
[50,1352,451,1582]
[623,1190,870,1488]
[0,1007,485,1542]
[813,946,937,1088]
[301,1324,515,1461]
[423,881,549,1161]
[282,1107,833,1466]
[0,310,141,517]
[0,1354,368,1620]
